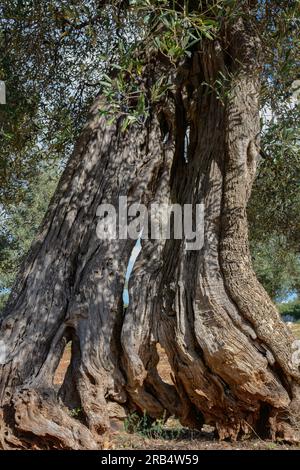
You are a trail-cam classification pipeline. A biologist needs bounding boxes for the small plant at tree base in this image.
[124,411,184,440]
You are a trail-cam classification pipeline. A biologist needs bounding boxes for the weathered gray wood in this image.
[153,19,300,441]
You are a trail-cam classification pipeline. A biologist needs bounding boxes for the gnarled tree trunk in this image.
[154,20,300,441]
[0,15,299,449]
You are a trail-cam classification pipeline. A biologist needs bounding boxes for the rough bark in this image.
[153,20,300,441]
[1,15,299,449]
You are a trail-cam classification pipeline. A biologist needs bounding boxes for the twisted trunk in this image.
[155,21,300,441]
[0,16,299,449]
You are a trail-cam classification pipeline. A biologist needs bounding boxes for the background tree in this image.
[248,92,300,300]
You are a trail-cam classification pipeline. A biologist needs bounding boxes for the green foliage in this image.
[0,0,299,308]
[138,0,219,60]
[0,292,9,313]
[248,2,300,300]
[259,0,300,108]
[0,0,117,205]
[69,407,83,418]
[248,94,300,303]
[99,68,151,129]
[98,1,220,127]
[278,300,300,322]
[1,0,299,157]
